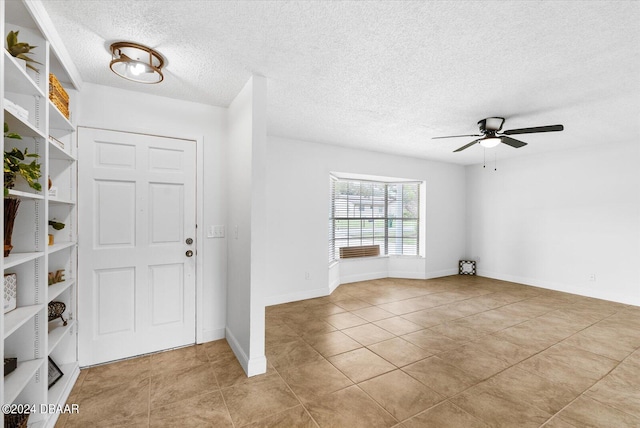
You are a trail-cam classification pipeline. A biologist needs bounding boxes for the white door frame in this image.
[77,126,206,355]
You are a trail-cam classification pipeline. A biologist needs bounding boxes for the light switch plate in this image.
[207,225,225,238]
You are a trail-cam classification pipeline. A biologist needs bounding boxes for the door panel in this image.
[79,128,196,366]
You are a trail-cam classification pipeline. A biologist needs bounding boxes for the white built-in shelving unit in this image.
[2,0,80,426]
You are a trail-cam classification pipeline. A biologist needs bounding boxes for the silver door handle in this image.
[186,250,193,257]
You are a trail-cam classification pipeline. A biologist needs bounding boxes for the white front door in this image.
[78,128,196,366]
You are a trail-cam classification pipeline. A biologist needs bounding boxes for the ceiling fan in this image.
[433,117,564,152]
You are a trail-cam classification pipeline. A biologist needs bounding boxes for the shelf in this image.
[47,241,76,254]
[4,251,45,269]
[7,188,45,200]
[48,279,75,302]
[48,319,76,354]
[4,107,46,140]
[4,2,79,424]
[47,362,80,408]
[48,196,75,205]
[48,138,76,161]
[3,358,46,404]
[4,304,45,338]
[48,100,74,132]
[3,50,45,98]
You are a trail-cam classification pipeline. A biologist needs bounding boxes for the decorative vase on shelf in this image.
[4,198,20,257]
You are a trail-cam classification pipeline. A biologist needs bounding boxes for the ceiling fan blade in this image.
[432,134,481,140]
[501,136,527,148]
[502,124,564,135]
[453,139,481,152]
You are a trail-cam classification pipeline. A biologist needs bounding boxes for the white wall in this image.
[226,76,267,376]
[264,136,467,306]
[466,141,640,305]
[78,82,228,342]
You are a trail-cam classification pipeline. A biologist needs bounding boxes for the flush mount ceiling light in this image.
[109,42,164,84]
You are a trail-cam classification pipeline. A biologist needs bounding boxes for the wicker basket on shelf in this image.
[49,73,69,119]
[4,412,29,428]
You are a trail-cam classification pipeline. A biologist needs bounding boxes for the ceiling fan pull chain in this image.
[483,148,486,168]
[494,152,497,171]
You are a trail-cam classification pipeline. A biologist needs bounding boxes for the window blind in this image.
[329,177,420,261]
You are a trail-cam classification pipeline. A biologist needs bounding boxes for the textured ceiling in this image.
[41,0,640,165]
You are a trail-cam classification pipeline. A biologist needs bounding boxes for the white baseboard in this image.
[477,270,638,306]
[225,327,267,377]
[388,270,427,279]
[225,326,249,373]
[200,327,226,344]
[247,354,267,376]
[263,286,330,307]
[340,270,388,284]
[329,277,341,293]
[424,268,458,279]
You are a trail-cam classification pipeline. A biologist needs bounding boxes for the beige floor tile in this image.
[374,316,423,335]
[399,307,452,328]
[437,345,511,380]
[65,378,150,428]
[377,297,432,315]
[451,381,552,428]
[402,356,481,397]
[464,335,538,365]
[149,344,209,375]
[556,396,640,427]
[359,370,444,421]
[149,362,219,409]
[540,342,619,379]
[484,366,579,414]
[266,323,300,348]
[61,277,637,427]
[367,337,432,367]
[334,297,372,311]
[562,325,639,361]
[305,385,397,428]
[213,356,277,389]
[285,318,337,337]
[243,405,318,428]
[82,355,151,389]
[304,330,363,357]
[342,323,396,345]
[325,311,368,329]
[279,359,353,404]
[222,374,301,427]
[352,305,396,322]
[204,339,237,364]
[429,321,486,342]
[516,354,602,395]
[328,348,395,382]
[266,338,324,371]
[585,373,640,418]
[402,401,489,428]
[401,329,463,353]
[306,302,348,318]
[149,390,233,427]
[541,417,579,428]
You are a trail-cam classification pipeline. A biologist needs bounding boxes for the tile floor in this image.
[56,276,640,427]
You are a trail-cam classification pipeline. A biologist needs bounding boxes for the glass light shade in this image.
[110,42,164,84]
[480,137,501,148]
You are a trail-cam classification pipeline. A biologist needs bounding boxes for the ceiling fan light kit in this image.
[433,117,564,152]
[479,137,501,148]
[109,42,165,84]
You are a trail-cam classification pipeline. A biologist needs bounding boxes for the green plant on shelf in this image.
[4,123,42,196]
[6,30,42,72]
